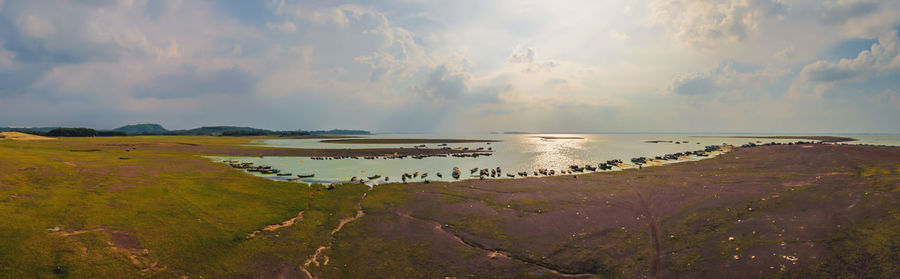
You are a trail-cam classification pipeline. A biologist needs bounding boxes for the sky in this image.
[0,0,898,133]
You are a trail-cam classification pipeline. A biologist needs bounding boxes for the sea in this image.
[208,134,900,185]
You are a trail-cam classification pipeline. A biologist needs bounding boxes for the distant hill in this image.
[305,129,371,135]
[181,126,269,136]
[3,124,370,137]
[114,124,168,135]
[0,127,58,133]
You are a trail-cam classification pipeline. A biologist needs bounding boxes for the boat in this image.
[367,175,381,180]
[277,173,293,176]
[297,174,315,178]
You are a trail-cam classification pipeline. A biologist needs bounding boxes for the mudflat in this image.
[695,135,858,143]
[321,143,900,278]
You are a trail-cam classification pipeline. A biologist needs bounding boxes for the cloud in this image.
[668,72,718,96]
[652,0,788,47]
[821,0,881,24]
[1,0,899,132]
[775,44,796,61]
[877,88,900,107]
[791,31,900,95]
[820,0,900,38]
[412,63,471,102]
[545,78,567,85]
[509,47,534,64]
[266,21,297,33]
[668,61,789,97]
[135,67,256,99]
[508,46,558,73]
[0,42,14,68]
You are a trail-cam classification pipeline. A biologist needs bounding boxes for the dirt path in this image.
[52,227,166,276]
[634,191,661,278]
[246,211,305,239]
[394,211,595,278]
[301,192,369,279]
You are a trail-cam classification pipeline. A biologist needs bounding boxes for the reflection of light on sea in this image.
[528,135,586,170]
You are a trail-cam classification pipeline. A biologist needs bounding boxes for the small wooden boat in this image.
[367,175,381,180]
[297,174,315,178]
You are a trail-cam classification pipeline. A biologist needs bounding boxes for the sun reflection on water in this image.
[525,134,588,170]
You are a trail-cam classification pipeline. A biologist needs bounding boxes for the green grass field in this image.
[0,136,367,278]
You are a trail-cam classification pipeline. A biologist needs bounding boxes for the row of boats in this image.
[741,141,815,148]
[224,144,732,184]
[306,151,493,161]
[225,161,314,179]
[395,145,729,182]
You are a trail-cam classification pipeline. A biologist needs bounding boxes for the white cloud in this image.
[652,0,788,47]
[266,21,297,33]
[0,42,15,69]
[819,0,900,38]
[508,46,559,73]
[775,44,796,61]
[821,0,880,24]
[667,61,789,98]
[155,40,179,59]
[18,15,55,38]
[791,31,900,96]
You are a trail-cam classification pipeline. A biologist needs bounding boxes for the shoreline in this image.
[691,135,857,143]
[220,144,738,186]
[319,138,501,144]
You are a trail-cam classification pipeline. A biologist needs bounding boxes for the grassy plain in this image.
[0,136,368,278]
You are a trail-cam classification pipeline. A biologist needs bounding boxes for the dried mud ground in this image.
[321,143,900,278]
[2,136,900,278]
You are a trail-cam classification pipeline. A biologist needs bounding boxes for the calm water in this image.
[208,134,900,185]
